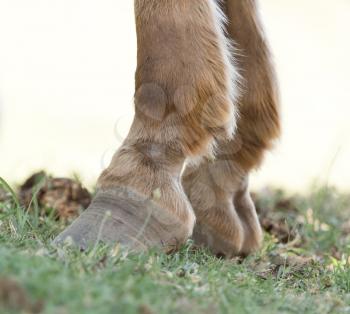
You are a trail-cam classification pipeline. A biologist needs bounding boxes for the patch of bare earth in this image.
[0,277,44,313]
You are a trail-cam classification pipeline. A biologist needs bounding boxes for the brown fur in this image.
[223,0,281,171]
[98,0,237,246]
[133,0,236,158]
[182,0,281,256]
[57,0,281,255]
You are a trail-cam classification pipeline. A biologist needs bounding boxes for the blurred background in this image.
[0,0,349,191]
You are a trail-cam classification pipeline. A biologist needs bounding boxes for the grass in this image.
[1,178,350,314]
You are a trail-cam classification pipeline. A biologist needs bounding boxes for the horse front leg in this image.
[54,0,238,252]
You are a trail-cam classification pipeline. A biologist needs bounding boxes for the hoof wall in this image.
[53,188,190,252]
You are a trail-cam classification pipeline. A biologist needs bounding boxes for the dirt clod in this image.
[19,171,91,220]
[253,189,300,244]
[261,217,296,243]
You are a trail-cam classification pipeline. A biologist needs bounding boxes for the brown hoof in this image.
[191,196,263,258]
[192,219,244,259]
[53,187,192,252]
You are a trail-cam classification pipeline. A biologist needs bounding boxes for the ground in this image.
[1,176,350,314]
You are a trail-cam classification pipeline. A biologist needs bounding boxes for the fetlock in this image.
[98,135,196,244]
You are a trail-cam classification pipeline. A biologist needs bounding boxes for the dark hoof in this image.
[192,222,243,259]
[53,187,190,252]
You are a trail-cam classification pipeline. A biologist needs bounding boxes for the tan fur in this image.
[58,0,281,255]
[133,0,237,157]
[98,0,238,247]
[182,0,281,256]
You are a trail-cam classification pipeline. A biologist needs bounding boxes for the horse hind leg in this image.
[183,0,281,257]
